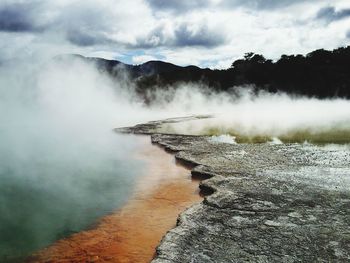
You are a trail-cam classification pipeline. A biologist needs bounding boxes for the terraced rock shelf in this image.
[117,116,350,263]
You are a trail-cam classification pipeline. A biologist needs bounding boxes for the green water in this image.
[0,134,144,262]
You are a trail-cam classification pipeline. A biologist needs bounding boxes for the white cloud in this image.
[85,51,124,60]
[132,54,158,64]
[0,0,349,67]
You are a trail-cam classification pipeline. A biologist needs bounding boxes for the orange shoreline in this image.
[28,135,202,263]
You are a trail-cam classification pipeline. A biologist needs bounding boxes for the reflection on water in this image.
[0,134,143,262]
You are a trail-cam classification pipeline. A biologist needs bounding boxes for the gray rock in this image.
[117,117,350,263]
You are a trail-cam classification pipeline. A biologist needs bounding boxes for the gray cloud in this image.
[66,30,99,47]
[0,2,41,32]
[316,6,350,23]
[221,0,317,10]
[174,23,226,47]
[146,0,317,12]
[347,30,350,39]
[146,0,211,12]
[0,1,121,47]
[0,0,226,49]
[134,22,226,48]
[66,30,115,47]
[59,5,114,47]
[0,0,349,68]
[134,25,168,48]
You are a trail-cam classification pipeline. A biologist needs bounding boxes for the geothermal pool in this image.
[28,135,202,262]
[2,114,349,262]
[0,134,145,262]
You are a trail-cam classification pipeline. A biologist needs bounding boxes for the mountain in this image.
[63,46,350,98]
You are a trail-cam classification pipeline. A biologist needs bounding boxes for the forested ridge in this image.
[68,46,350,98]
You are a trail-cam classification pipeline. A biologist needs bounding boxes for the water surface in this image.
[0,133,144,262]
[29,136,203,263]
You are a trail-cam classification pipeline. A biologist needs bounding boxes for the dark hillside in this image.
[65,46,350,98]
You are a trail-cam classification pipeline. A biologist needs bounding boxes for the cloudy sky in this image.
[0,0,349,68]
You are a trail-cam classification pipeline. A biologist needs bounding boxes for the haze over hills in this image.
[63,46,350,99]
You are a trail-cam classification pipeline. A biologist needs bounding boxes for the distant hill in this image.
[62,46,350,98]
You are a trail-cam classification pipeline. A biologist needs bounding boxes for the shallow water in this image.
[0,133,144,262]
[29,135,202,263]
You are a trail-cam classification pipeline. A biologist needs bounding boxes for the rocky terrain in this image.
[116,117,350,263]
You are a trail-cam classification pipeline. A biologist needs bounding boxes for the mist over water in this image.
[1,55,350,260]
[0,58,149,260]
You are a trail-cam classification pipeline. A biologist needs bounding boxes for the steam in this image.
[156,88,350,143]
[209,135,237,144]
[0,57,150,259]
[269,137,283,145]
[0,55,230,260]
[0,56,180,259]
[1,53,350,260]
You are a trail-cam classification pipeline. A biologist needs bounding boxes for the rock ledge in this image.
[117,117,350,263]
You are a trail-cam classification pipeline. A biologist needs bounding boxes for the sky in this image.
[0,0,349,68]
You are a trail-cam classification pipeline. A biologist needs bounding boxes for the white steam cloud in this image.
[209,134,237,144]
[157,88,350,143]
[1,53,350,259]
